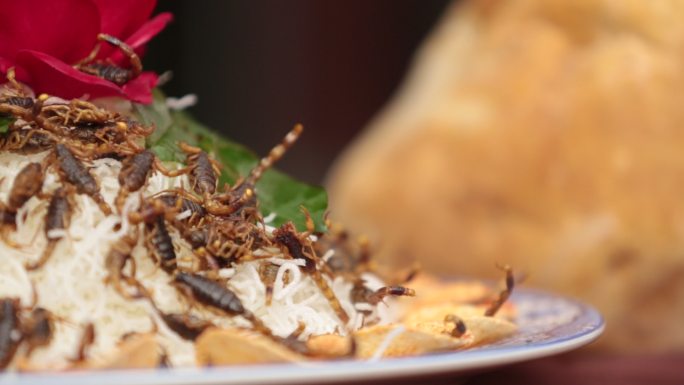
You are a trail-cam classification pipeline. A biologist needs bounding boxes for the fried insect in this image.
[145,216,177,274]
[128,197,188,272]
[157,192,207,221]
[37,98,118,128]
[7,162,44,211]
[444,314,467,338]
[21,308,55,356]
[116,150,155,209]
[317,220,376,278]
[0,70,34,120]
[0,96,34,119]
[175,142,220,197]
[211,124,303,218]
[0,298,21,369]
[127,198,177,225]
[273,222,350,324]
[173,272,274,337]
[158,313,214,341]
[26,187,72,270]
[184,228,209,250]
[174,273,245,315]
[29,94,151,158]
[105,232,148,299]
[203,220,262,264]
[0,162,45,246]
[368,286,416,304]
[351,283,416,305]
[0,128,55,154]
[276,322,310,356]
[246,124,303,185]
[484,264,514,317]
[258,262,290,306]
[53,143,112,215]
[71,323,96,364]
[75,34,142,85]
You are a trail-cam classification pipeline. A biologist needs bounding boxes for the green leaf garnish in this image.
[138,91,328,232]
[0,117,13,133]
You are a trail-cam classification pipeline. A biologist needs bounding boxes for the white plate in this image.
[0,288,604,385]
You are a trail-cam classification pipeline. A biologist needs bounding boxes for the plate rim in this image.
[0,288,605,385]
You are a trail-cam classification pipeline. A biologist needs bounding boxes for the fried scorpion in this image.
[53,143,112,215]
[26,187,72,270]
[273,222,351,324]
[75,34,142,86]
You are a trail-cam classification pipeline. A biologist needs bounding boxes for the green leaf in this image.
[257,169,329,233]
[134,89,173,146]
[0,117,12,133]
[142,91,328,232]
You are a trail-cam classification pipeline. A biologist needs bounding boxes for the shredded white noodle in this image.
[0,151,394,369]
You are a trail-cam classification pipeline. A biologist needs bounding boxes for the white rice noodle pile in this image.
[0,151,394,369]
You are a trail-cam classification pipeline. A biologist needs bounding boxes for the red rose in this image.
[0,0,172,104]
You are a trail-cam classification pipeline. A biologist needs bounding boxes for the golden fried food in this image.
[328,0,684,352]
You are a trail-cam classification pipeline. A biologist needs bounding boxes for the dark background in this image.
[144,1,451,185]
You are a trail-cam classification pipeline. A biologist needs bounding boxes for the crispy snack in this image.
[196,276,517,365]
[306,334,355,359]
[195,329,305,365]
[89,334,161,370]
[354,324,464,359]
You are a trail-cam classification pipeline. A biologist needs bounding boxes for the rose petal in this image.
[0,57,14,75]
[0,60,32,85]
[16,50,125,100]
[93,0,156,41]
[0,0,100,64]
[108,12,173,65]
[92,0,157,59]
[121,72,158,104]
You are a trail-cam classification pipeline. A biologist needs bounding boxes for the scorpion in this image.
[52,143,112,215]
[157,312,214,341]
[115,150,156,210]
[350,282,415,306]
[146,215,178,274]
[156,191,207,226]
[444,314,467,338]
[258,262,291,306]
[70,323,96,365]
[104,231,149,299]
[5,162,44,212]
[162,142,222,200]
[273,220,351,325]
[20,308,57,358]
[75,34,142,86]
[127,198,180,275]
[484,264,515,317]
[173,272,276,338]
[0,68,34,121]
[26,187,72,270]
[0,298,21,369]
[209,124,303,219]
[27,94,152,159]
[116,151,196,211]
[203,219,264,265]
[0,291,62,368]
[0,128,56,154]
[0,162,45,238]
[34,97,119,129]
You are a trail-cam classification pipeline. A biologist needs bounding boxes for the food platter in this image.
[0,287,604,385]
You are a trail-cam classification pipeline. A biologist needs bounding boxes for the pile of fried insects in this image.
[0,35,515,370]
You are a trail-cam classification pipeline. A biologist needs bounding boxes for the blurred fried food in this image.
[328,0,684,352]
